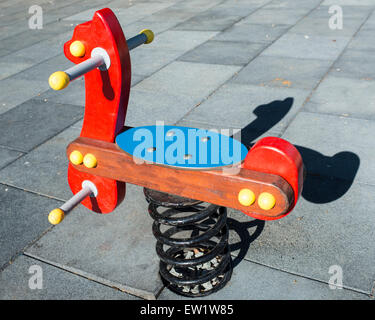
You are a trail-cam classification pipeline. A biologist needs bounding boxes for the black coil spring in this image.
[144,188,232,297]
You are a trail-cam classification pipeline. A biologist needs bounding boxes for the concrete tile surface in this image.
[262,32,351,61]
[231,55,332,90]
[0,184,60,270]
[0,255,139,300]
[290,16,368,38]
[174,8,243,31]
[182,83,310,136]
[226,181,375,294]
[0,78,48,115]
[134,61,241,105]
[282,112,374,186]
[0,99,83,152]
[26,184,163,300]
[332,48,375,80]
[0,147,23,170]
[178,40,265,66]
[0,123,80,200]
[125,87,196,127]
[1,0,374,301]
[214,23,291,44]
[305,76,375,120]
[238,8,309,25]
[159,258,371,300]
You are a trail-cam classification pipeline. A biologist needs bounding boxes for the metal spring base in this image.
[144,188,232,297]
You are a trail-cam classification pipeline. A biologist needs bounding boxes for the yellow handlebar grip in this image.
[49,71,70,90]
[48,208,65,225]
[140,29,154,44]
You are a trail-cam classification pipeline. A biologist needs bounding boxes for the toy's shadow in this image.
[228,97,360,267]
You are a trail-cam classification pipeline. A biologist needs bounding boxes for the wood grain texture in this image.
[67,137,295,218]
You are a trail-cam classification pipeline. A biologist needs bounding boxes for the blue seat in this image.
[116,125,248,169]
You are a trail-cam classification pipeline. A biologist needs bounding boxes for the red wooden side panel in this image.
[65,8,130,213]
[242,137,304,220]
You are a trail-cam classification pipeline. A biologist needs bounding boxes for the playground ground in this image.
[0,0,374,300]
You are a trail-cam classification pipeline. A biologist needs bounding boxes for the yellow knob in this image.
[83,153,97,168]
[48,208,65,225]
[70,40,86,57]
[238,188,255,206]
[49,71,70,90]
[140,29,154,44]
[258,192,276,210]
[69,150,83,165]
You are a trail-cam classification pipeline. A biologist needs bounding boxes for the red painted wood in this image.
[67,137,294,218]
[242,137,305,220]
[64,8,129,213]
[68,164,125,213]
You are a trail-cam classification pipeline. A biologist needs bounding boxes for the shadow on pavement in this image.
[228,96,360,268]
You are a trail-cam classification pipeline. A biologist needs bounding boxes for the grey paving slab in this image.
[213,23,290,44]
[136,6,195,25]
[0,184,60,270]
[122,18,181,37]
[0,23,72,53]
[0,49,10,58]
[174,8,243,31]
[0,255,138,300]
[26,184,163,300]
[231,55,332,90]
[22,0,113,27]
[207,1,261,18]
[125,88,196,127]
[130,47,183,77]
[35,77,85,107]
[348,29,375,51]
[0,61,31,81]
[0,99,83,152]
[308,5,371,20]
[175,119,281,148]
[145,30,218,52]
[282,112,375,186]
[321,0,375,6]
[8,30,72,65]
[181,83,310,136]
[363,9,375,28]
[0,78,48,115]
[238,8,309,25]
[178,40,265,66]
[265,0,322,9]
[290,16,367,38]
[134,61,241,106]
[0,29,75,80]
[0,123,80,200]
[64,3,172,25]
[62,6,115,21]
[130,30,218,76]
[262,32,351,61]
[115,3,175,27]
[332,49,375,80]
[49,0,113,17]
[108,0,137,8]
[0,147,23,170]
[306,75,375,120]
[170,0,223,14]
[225,178,375,294]
[131,74,146,87]
[0,21,30,41]
[159,258,370,300]
[12,54,73,82]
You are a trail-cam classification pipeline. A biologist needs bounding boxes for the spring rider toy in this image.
[47,8,305,297]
